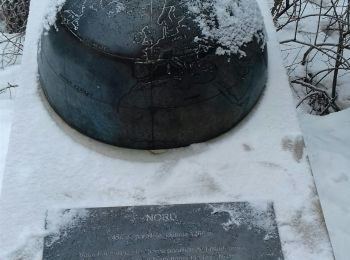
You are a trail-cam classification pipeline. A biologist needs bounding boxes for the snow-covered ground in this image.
[0,99,13,193]
[300,110,350,260]
[0,65,19,194]
[0,0,349,260]
[270,1,350,258]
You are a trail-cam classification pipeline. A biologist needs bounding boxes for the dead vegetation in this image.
[272,0,350,115]
[0,0,29,69]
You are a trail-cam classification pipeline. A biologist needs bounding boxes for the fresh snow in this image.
[0,65,20,194]
[208,202,277,236]
[300,109,350,260]
[43,0,66,32]
[0,99,13,194]
[270,0,350,257]
[186,0,266,56]
[0,0,349,260]
[0,1,334,259]
[45,0,266,57]
[44,208,89,248]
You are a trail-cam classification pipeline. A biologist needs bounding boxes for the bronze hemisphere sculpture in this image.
[38,0,268,149]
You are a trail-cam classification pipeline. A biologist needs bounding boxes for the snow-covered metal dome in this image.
[38,0,268,149]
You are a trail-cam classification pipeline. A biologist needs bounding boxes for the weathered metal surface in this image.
[38,0,268,149]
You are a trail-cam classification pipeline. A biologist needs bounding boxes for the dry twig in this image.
[272,0,350,114]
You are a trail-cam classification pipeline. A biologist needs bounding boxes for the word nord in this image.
[145,213,178,222]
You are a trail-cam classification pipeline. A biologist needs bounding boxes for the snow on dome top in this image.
[43,0,66,31]
[186,0,266,56]
[41,0,265,58]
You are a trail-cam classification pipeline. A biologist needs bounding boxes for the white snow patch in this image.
[0,100,13,194]
[44,208,89,247]
[43,0,66,31]
[209,202,278,239]
[0,65,20,195]
[187,0,266,56]
[300,109,350,260]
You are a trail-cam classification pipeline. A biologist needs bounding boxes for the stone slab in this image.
[43,202,283,260]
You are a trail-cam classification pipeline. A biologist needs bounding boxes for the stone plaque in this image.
[43,202,284,259]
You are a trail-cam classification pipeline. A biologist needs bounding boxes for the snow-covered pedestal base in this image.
[0,1,334,260]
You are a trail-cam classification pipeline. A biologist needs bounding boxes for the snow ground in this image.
[300,110,350,260]
[0,65,19,194]
[0,1,335,259]
[268,1,350,258]
[0,1,348,260]
[0,99,13,193]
